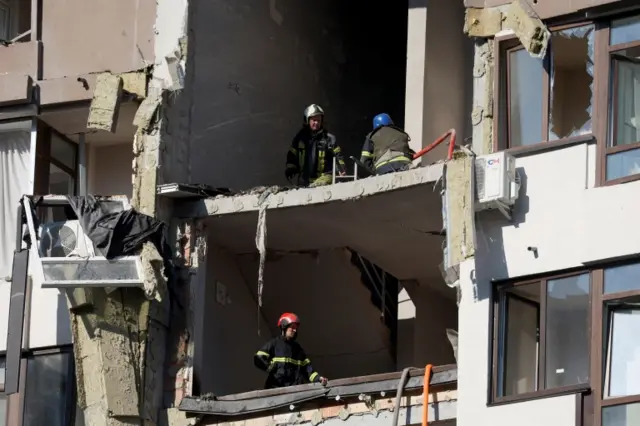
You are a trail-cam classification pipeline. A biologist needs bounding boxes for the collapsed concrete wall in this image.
[188,0,408,190]
[68,0,194,425]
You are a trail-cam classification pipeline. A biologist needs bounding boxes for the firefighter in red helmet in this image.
[254,312,328,389]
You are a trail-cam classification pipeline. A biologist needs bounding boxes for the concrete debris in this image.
[140,241,168,302]
[446,329,459,364]
[310,410,323,426]
[445,154,476,267]
[121,71,148,99]
[87,72,123,133]
[464,7,502,38]
[463,0,549,59]
[165,52,186,91]
[255,188,277,336]
[134,87,163,131]
[503,0,550,58]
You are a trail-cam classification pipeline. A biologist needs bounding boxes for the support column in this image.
[404,0,428,154]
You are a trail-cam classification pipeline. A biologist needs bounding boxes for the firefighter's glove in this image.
[319,377,328,386]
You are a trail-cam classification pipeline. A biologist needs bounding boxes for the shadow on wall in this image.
[188,0,408,190]
[198,247,397,396]
[473,166,530,301]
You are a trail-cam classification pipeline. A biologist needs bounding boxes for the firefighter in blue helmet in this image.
[359,113,413,175]
[254,313,328,389]
[285,104,346,187]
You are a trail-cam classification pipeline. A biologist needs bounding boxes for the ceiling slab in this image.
[199,166,446,282]
[39,101,139,145]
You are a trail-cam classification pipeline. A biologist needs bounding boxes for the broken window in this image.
[606,16,640,182]
[493,272,591,400]
[0,0,32,43]
[22,196,146,289]
[497,24,595,149]
[548,26,595,141]
[600,262,640,421]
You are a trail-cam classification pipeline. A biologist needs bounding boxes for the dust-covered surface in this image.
[87,73,124,133]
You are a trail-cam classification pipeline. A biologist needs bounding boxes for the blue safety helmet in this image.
[373,113,394,130]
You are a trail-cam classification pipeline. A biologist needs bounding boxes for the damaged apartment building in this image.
[2,0,640,426]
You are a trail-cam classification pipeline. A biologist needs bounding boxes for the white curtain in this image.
[616,61,640,145]
[0,129,31,281]
[612,61,640,177]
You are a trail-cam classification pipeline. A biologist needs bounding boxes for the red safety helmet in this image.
[277,312,300,329]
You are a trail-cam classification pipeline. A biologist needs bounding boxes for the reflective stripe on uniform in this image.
[286,163,297,170]
[375,156,411,169]
[318,150,325,174]
[270,357,311,367]
[256,351,270,358]
[298,141,305,171]
[309,372,319,382]
[361,151,373,158]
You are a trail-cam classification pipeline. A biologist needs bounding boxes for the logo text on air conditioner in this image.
[487,158,500,166]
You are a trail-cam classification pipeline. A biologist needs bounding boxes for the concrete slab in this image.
[182,165,445,282]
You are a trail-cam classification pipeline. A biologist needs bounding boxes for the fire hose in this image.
[390,364,433,426]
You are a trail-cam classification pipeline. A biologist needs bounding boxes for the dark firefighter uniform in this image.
[360,125,413,175]
[286,128,346,187]
[254,335,323,388]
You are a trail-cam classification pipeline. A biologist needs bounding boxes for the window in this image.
[492,272,591,401]
[606,16,640,183]
[22,351,75,426]
[497,24,595,150]
[35,124,77,197]
[0,0,33,43]
[0,349,76,426]
[600,262,640,425]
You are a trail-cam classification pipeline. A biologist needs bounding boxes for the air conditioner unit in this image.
[38,220,96,258]
[474,152,519,214]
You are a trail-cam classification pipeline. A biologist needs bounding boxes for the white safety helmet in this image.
[303,104,325,124]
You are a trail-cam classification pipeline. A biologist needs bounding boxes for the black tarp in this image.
[65,195,166,259]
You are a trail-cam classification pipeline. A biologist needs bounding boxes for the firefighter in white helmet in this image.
[285,104,346,187]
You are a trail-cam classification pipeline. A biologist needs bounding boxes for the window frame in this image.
[592,261,640,426]
[34,121,78,197]
[490,270,593,405]
[0,347,76,426]
[493,21,596,154]
[489,257,640,426]
[495,13,640,187]
[596,22,640,186]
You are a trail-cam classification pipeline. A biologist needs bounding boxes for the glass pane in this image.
[603,402,640,426]
[545,273,590,389]
[611,15,640,46]
[609,47,640,148]
[49,163,75,196]
[501,284,540,397]
[50,133,76,171]
[606,309,640,398]
[604,262,640,295]
[0,396,6,426]
[23,353,74,426]
[508,48,544,147]
[548,25,594,141]
[42,258,139,282]
[606,148,640,181]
